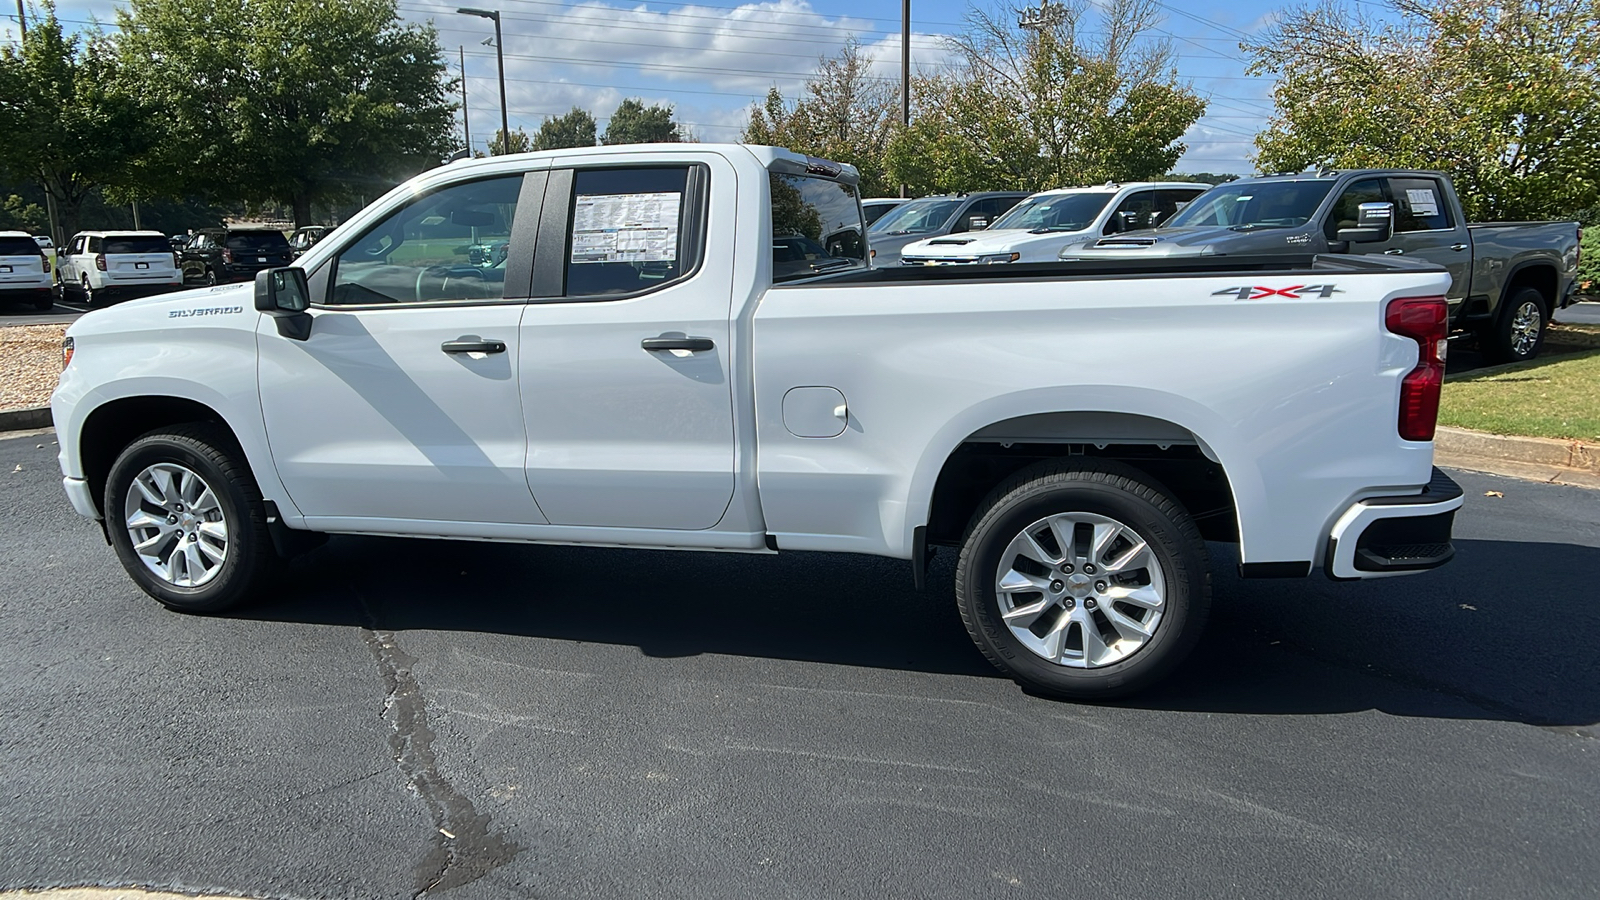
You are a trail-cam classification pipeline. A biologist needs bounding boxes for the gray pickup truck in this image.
[1058,169,1581,361]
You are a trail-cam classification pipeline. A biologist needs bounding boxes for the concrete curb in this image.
[0,406,51,432]
[1435,426,1600,490]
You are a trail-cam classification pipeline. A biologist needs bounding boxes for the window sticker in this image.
[571,192,681,264]
[1406,188,1440,217]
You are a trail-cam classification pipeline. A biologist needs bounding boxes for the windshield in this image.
[991,193,1115,232]
[868,198,961,235]
[770,172,867,282]
[104,236,172,254]
[1165,181,1336,230]
[227,231,290,250]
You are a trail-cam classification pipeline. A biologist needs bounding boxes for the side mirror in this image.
[1336,201,1394,243]
[255,267,313,340]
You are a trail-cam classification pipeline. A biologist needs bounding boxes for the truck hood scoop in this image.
[1093,237,1159,248]
[927,238,977,246]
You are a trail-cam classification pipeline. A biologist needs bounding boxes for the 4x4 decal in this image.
[1212,284,1344,300]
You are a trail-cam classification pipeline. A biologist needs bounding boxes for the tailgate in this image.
[0,254,45,282]
[108,253,178,277]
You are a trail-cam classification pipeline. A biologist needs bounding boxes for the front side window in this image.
[330,175,521,305]
[769,172,866,282]
[1166,181,1337,230]
[1388,177,1453,233]
[867,197,961,236]
[1324,179,1386,241]
[565,166,697,297]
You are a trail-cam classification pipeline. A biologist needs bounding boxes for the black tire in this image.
[80,275,96,307]
[104,423,276,613]
[204,267,219,286]
[1480,286,1548,363]
[33,292,53,311]
[955,459,1210,700]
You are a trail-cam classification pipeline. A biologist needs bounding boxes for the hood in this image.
[67,282,256,338]
[900,228,1086,259]
[1059,225,1319,260]
[867,231,932,263]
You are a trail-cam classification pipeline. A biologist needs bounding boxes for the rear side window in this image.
[770,172,866,281]
[1388,177,1453,232]
[0,236,40,255]
[228,231,290,251]
[565,166,699,297]
[104,236,172,254]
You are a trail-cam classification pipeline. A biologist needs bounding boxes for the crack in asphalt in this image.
[355,594,523,898]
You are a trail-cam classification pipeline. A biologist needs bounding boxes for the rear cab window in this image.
[0,236,41,256]
[770,171,867,282]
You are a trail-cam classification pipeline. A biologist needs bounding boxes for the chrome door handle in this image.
[1450,243,1467,251]
[1383,248,1406,255]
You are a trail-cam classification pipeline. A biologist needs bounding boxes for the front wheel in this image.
[956,460,1210,700]
[104,424,276,613]
[1481,287,1548,363]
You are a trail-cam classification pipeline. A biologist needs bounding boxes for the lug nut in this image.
[1063,598,1075,610]
[1095,581,1107,593]
[174,504,183,512]
[167,515,178,524]
[1085,598,1098,610]
[188,533,198,542]
[1050,580,1064,592]
[1060,564,1074,574]
[1083,564,1096,574]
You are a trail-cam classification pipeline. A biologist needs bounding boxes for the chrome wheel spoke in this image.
[1039,612,1070,663]
[1103,539,1151,575]
[125,510,167,532]
[1102,604,1153,642]
[1105,583,1163,610]
[133,528,173,557]
[1089,522,1119,563]
[1001,596,1055,628]
[1079,611,1111,666]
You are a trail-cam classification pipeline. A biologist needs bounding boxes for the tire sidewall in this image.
[960,476,1204,698]
[104,433,259,612]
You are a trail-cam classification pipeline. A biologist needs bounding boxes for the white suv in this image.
[58,231,182,306]
[898,182,1210,265]
[0,230,56,311]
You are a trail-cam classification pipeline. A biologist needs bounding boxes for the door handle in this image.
[1450,243,1467,251]
[1383,248,1406,255]
[441,338,507,354]
[642,336,715,352]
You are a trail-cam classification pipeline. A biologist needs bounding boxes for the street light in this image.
[457,7,509,156]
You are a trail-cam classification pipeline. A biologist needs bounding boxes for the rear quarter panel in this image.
[752,268,1452,564]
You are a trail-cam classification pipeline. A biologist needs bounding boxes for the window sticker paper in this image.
[571,192,681,264]
[1406,188,1439,217]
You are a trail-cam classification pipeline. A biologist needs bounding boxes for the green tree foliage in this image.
[603,98,685,144]
[885,0,1206,194]
[0,7,154,240]
[1246,0,1600,221]
[116,0,457,226]
[0,194,47,233]
[743,41,900,197]
[533,107,598,150]
[487,127,534,155]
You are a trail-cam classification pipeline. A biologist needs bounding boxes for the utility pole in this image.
[15,0,24,40]
[458,45,471,154]
[1018,0,1064,32]
[900,0,910,198]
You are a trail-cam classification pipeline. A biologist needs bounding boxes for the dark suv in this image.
[288,226,330,259]
[181,228,293,284]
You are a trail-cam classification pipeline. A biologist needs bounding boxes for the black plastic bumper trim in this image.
[1239,561,1312,579]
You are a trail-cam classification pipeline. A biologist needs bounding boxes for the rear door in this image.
[517,154,738,530]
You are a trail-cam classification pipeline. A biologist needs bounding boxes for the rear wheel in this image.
[956,459,1210,700]
[80,274,96,307]
[1481,287,1548,363]
[204,267,219,286]
[104,424,276,613]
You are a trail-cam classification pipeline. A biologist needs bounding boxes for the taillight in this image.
[42,256,50,273]
[94,253,106,271]
[172,252,179,269]
[222,248,233,264]
[1386,296,1448,442]
[61,336,74,370]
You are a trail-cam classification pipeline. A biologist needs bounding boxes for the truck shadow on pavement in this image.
[238,535,1600,730]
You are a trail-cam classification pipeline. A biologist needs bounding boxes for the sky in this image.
[17,0,1296,175]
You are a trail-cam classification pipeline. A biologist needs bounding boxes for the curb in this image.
[1435,426,1600,490]
[0,406,51,433]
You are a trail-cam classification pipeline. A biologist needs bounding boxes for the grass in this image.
[1440,345,1600,443]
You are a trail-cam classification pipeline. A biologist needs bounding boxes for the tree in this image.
[533,108,597,150]
[885,0,1205,194]
[0,8,154,240]
[603,98,685,144]
[116,0,457,226]
[1246,0,1600,221]
[487,127,533,155]
[743,41,900,197]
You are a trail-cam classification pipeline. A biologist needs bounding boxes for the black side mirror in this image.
[255,267,313,340]
[1336,201,1394,243]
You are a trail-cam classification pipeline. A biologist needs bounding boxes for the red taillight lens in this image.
[94,253,106,271]
[1386,296,1449,442]
[222,248,233,264]
[42,256,50,273]
[172,252,179,269]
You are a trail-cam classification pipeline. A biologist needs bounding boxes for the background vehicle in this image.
[861,197,907,228]
[0,230,56,311]
[181,228,293,284]
[1059,169,1579,361]
[168,234,190,252]
[867,191,1029,266]
[56,231,181,307]
[288,226,329,259]
[53,145,1461,701]
[900,182,1207,265]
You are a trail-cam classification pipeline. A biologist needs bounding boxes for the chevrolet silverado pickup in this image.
[51,144,1464,699]
[1058,169,1580,362]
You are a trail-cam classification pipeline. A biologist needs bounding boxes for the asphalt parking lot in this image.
[1,432,1597,899]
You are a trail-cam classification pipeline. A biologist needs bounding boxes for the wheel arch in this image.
[1501,261,1557,310]
[909,394,1254,552]
[78,395,250,519]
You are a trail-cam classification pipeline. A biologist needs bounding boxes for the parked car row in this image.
[2,224,335,312]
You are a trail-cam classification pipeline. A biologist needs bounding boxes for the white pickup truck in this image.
[51,144,1465,699]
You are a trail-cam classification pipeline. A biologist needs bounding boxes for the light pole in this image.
[457,7,509,155]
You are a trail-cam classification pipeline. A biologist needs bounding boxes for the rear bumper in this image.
[1325,468,1464,580]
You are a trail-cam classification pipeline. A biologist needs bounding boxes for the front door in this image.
[258,172,545,526]
[519,159,737,531]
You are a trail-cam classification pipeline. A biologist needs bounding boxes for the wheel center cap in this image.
[1065,573,1092,597]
